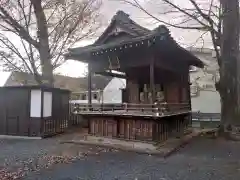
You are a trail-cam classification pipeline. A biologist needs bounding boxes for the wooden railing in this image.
[70,102,190,115]
[191,112,220,128]
[192,112,221,121]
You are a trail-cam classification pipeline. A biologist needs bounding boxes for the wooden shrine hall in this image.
[65,11,204,142]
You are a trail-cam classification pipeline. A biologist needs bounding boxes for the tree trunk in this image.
[219,0,240,133]
[31,0,53,86]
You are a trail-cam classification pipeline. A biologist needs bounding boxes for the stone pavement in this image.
[24,137,240,180]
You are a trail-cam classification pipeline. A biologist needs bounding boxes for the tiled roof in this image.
[65,10,204,68]
[4,71,111,92]
[67,25,170,57]
[95,10,150,44]
[66,10,153,58]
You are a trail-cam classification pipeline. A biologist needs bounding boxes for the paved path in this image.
[25,137,240,180]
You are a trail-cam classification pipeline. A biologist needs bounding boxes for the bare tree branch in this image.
[120,0,221,67]
[0,5,39,48]
[0,0,102,85]
[122,0,208,30]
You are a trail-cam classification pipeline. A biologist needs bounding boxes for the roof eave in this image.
[187,53,205,68]
[191,58,205,68]
[64,52,90,63]
[174,44,204,68]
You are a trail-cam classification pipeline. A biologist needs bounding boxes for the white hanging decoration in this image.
[108,55,120,69]
[108,56,112,69]
[160,36,165,40]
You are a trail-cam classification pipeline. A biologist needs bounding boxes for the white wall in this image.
[104,77,126,90]
[102,89,123,103]
[190,50,220,113]
[0,72,11,86]
[69,78,126,104]
[191,90,220,113]
[102,77,126,103]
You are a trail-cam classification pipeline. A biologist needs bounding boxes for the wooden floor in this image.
[77,110,190,118]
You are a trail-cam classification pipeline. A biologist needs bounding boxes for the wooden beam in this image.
[95,71,126,79]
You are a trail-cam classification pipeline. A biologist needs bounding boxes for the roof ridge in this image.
[94,10,149,45]
[111,10,130,22]
[113,10,150,34]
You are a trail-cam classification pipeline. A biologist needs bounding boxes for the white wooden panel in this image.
[30,90,42,117]
[43,92,52,117]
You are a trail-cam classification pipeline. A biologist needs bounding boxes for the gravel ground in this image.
[0,134,112,179]
[24,137,240,180]
[0,138,61,166]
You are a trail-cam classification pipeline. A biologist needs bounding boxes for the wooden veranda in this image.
[70,102,191,142]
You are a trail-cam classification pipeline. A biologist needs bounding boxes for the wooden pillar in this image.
[187,74,192,126]
[126,79,139,103]
[178,75,183,103]
[150,62,156,103]
[88,64,92,106]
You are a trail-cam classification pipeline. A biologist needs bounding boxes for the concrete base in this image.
[84,135,156,151]
[60,129,213,157]
[0,135,42,140]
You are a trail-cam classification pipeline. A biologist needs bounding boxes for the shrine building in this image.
[65,11,204,142]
